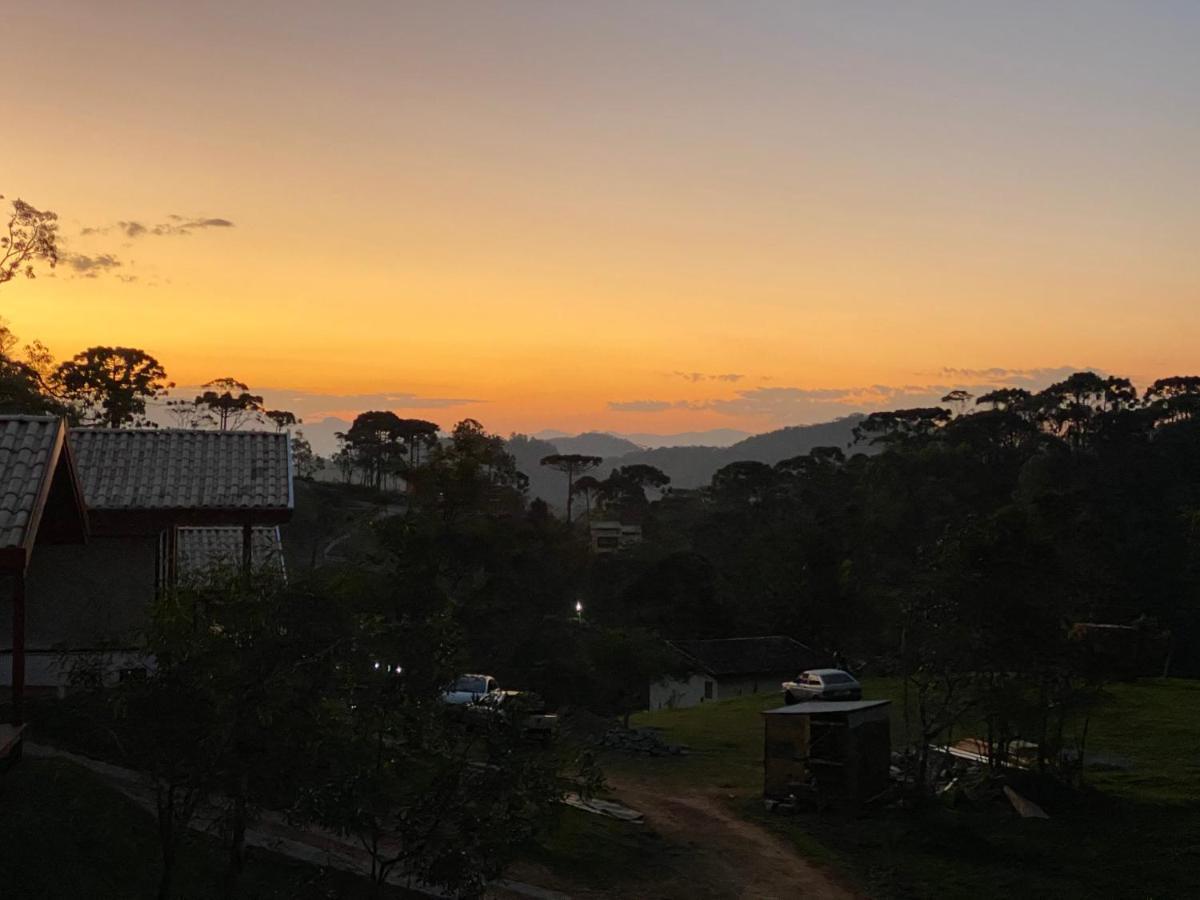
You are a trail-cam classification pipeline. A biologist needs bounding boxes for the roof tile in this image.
[0,416,63,550]
[70,429,291,511]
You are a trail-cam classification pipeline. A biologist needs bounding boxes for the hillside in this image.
[507,415,865,506]
[604,415,865,488]
[550,432,644,457]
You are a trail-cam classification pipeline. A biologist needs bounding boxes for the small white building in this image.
[589,521,642,553]
[650,635,828,711]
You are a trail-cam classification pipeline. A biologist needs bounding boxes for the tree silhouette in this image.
[164,399,215,428]
[340,410,405,489]
[0,196,58,285]
[53,346,172,427]
[711,460,776,504]
[539,453,602,521]
[0,321,62,415]
[941,389,973,416]
[596,464,671,514]
[195,378,264,430]
[291,431,321,479]
[975,387,1032,412]
[395,418,440,466]
[264,409,300,432]
[571,475,602,519]
[852,407,952,445]
[1144,376,1200,424]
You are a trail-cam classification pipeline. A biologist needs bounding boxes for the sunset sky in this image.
[4,1,1199,439]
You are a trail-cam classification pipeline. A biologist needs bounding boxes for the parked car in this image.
[781,669,862,704]
[442,673,499,706]
[441,673,558,740]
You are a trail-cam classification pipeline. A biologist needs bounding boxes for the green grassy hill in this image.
[613,677,1200,899]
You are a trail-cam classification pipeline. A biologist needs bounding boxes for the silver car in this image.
[781,668,862,704]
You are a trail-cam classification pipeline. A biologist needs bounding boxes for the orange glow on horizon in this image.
[4,4,1198,436]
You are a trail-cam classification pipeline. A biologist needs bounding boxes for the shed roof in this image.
[177,526,285,578]
[70,429,292,515]
[668,636,827,677]
[0,416,87,569]
[762,699,891,716]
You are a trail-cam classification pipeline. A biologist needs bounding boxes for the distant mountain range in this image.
[508,416,866,508]
[532,428,751,449]
[303,415,866,505]
[300,420,753,458]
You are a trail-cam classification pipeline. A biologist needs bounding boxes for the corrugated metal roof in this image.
[177,526,285,577]
[0,416,63,550]
[70,429,292,511]
[762,699,891,715]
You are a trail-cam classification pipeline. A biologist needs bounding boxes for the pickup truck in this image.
[441,674,558,740]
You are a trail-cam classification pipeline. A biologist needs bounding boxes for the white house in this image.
[650,635,828,710]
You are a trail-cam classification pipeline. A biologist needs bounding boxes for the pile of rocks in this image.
[596,725,687,756]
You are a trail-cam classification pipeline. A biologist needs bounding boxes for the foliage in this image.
[194,377,264,430]
[0,758,422,899]
[539,453,602,521]
[291,430,322,479]
[264,409,299,431]
[334,411,441,491]
[53,346,172,427]
[0,195,58,284]
[102,570,346,898]
[0,321,65,415]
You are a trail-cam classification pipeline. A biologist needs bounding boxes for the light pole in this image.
[575,600,583,623]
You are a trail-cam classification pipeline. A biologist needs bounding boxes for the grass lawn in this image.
[615,677,1200,899]
[0,757,417,899]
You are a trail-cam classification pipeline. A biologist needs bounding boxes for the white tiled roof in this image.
[70,429,292,511]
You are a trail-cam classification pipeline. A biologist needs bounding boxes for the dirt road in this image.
[603,773,860,900]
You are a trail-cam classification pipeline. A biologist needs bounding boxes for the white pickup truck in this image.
[442,674,558,739]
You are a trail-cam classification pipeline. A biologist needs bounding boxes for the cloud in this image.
[152,217,234,235]
[61,252,122,277]
[610,367,1095,425]
[80,215,236,238]
[672,371,744,383]
[933,366,1092,386]
[273,391,481,411]
[609,400,681,413]
[184,389,483,419]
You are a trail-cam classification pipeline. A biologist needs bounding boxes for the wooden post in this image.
[166,525,178,592]
[242,523,253,580]
[12,573,25,726]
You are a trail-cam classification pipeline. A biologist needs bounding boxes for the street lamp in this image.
[575,600,583,622]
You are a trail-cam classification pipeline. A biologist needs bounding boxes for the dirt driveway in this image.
[500,773,861,900]
[604,773,860,900]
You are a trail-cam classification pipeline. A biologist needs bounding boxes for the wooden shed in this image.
[762,699,891,810]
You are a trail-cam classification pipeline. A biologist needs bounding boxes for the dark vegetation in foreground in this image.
[0,758,420,900]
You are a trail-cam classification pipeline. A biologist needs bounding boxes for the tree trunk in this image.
[157,788,176,900]
[222,780,248,899]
